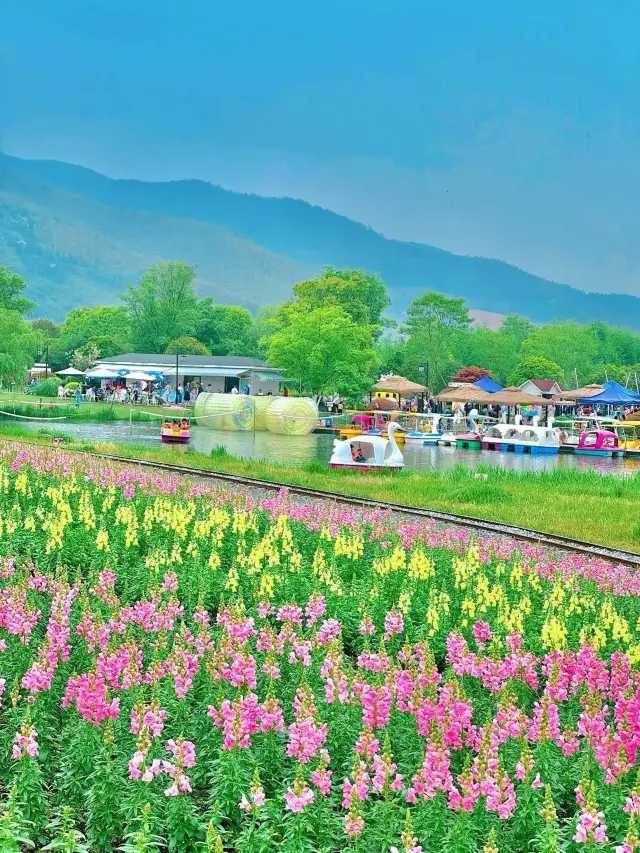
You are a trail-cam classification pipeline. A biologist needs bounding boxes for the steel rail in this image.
[42,445,640,568]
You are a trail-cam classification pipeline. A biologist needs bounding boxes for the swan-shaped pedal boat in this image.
[329,421,404,471]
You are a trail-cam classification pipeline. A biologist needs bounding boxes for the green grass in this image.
[0,392,162,422]
[0,420,638,553]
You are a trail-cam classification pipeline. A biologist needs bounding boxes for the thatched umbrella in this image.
[372,375,429,398]
[370,397,397,411]
[484,386,549,406]
[553,384,603,402]
[435,385,493,404]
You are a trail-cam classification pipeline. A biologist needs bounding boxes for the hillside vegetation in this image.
[2,151,640,326]
[0,159,310,318]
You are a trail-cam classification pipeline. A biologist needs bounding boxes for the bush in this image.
[34,378,60,397]
[64,381,80,391]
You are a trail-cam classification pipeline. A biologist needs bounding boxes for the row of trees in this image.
[377,290,640,393]
[4,260,640,397]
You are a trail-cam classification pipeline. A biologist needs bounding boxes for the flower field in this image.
[0,445,640,851]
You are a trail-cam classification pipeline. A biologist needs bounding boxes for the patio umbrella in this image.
[55,367,86,376]
[435,385,493,403]
[369,397,397,411]
[483,386,549,406]
[553,384,603,402]
[372,375,428,397]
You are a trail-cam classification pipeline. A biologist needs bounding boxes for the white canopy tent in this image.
[55,367,86,377]
[122,371,157,382]
[85,368,121,380]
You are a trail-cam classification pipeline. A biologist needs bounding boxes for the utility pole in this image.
[173,353,186,403]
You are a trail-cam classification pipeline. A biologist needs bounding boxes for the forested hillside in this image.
[0,159,311,318]
[2,151,640,326]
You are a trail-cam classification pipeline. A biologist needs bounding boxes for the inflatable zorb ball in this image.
[265,397,318,435]
[194,393,255,431]
[253,394,274,431]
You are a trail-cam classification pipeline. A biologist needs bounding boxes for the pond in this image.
[13,419,640,475]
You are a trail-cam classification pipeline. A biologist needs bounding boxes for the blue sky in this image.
[2,0,640,294]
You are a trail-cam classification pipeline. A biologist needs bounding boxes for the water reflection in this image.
[16,420,640,476]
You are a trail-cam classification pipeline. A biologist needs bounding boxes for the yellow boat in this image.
[338,426,406,444]
[615,421,640,449]
[339,412,407,444]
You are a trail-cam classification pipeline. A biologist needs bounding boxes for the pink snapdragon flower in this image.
[12,721,38,759]
[285,778,314,813]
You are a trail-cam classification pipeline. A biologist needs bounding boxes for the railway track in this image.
[36,444,640,569]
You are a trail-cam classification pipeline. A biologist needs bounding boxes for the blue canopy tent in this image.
[473,376,503,393]
[578,380,640,405]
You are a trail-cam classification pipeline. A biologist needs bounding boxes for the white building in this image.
[96,354,286,396]
[518,379,563,399]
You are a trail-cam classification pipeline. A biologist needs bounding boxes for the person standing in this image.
[74,386,82,409]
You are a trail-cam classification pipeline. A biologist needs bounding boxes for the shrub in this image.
[34,378,60,397]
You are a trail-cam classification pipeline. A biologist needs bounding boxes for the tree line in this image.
[2,261,640,398]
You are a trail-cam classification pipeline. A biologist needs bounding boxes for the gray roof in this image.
[98,353,272,369]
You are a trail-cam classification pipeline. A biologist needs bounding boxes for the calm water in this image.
[14,419,640,475]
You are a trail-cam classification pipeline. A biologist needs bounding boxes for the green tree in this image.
[593,364,633,385]
[165,336,211,356]
[49,306,132,369]
[403,291,472,390]
[267,306,379,397]
[0,310,40,387]
[510,356,564,387]
[499,314,535,344]
[71,343,102,372]
[457,326,520,385]
[32,318,61,339]
[375,333,407,376]
[196,302,254,355]
[0,266,36,316]
[519,321,597,385]
[122,261,199,352]
[279,267,390,334]
[247,303,280,359]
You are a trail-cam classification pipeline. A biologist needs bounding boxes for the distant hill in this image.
[0,158,311,318]
[2,151,640,327]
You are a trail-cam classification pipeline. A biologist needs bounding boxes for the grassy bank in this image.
[0,420,638,552]
[0,393,160,422]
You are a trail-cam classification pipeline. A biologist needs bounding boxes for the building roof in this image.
[521,379,563,393]
[99,353,271,369]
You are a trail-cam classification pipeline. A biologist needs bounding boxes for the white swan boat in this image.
[483,422,560,455]
[404,414,443,444]
[329,422,404,471]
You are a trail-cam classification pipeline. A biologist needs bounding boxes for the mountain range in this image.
[2,151,640,327]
